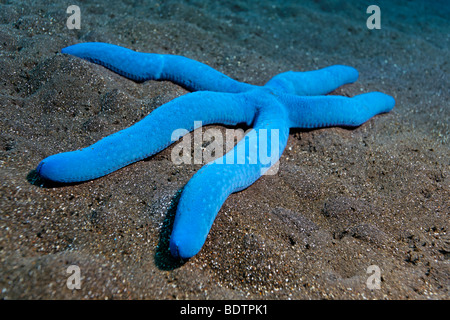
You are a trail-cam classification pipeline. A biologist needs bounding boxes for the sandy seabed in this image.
[0,0,448,299]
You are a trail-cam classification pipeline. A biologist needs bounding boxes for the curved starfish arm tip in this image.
[169,116,290,259]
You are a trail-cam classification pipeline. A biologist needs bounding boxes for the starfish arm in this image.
[264,65,359,96]
[36,91,255,183]
[169,109,290,259]
[61,42,255,93]
[281,92,395,128]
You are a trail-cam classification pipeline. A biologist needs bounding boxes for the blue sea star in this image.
[36,42,395,259]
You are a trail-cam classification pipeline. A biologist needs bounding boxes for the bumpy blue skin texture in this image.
[36,42,395,259]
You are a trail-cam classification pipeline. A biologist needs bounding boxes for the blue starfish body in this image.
[36,43,395,259]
